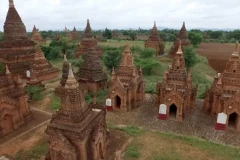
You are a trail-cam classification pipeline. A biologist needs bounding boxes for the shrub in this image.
[124,146,140,158]
[25,86,43,101]
[49,95,61,110]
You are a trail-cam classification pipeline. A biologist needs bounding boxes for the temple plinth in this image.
[76,47,107,93]
[108,43,146,111]
[75,19,102,58]
[0,0,59,81]
[31,25,46,44]
[169,22,191,58]
[204,42,240,132]
[156,41,198,121]
[45,65,108,160]
[0,65,32,137]
[145,21,165,56]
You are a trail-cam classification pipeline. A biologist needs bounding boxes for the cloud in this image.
[0,0,240,31]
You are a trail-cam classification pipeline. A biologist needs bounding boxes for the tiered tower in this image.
[0,0,59,81]
[45,65,108,160]
[169,22,191,58]
[31,25,46,44]
[71,26,79,41]
[0,65,32,137]
[145,21,165,56]
[76,47,107,93]
[204,43,240,131]
[75,19,102,58]
[156,41,197,121]
[109,43,146,111]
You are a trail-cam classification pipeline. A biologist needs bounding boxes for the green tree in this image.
[129,31,137,40]
[183,46,198,69]
[0,31,3,41]
[139,48,155,59]
[189,32,203,47]
[103,28,112,39]
[135,58,160,75]
[103,50,121,70]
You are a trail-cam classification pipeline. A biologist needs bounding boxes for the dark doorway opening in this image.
[116,96,121,109]
[228,112,238,129]
[169,104,177,119]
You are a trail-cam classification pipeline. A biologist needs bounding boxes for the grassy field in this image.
[110,125,240,160]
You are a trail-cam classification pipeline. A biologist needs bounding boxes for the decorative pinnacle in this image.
[64,54,68,61]
[112,67,115,75]
[125,41,130,52]
[139,66,142,72]
[9,0,14,7]
[16,74,22,85]
[176,40,183,55]
[68,63,74,78]
[154,21,156,27]
[232,41,239,57]
[5,65,10,75]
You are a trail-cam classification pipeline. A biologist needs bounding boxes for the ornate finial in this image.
[154,21,156,27]
[9,0,14,7]
[232,41,239,57]
[16,74,23,85]
[64,54,68,62]
[183,22,185,26]
[176,40,183,55]
[112,67,115,75]
[5,65,11,75]
[139,66,142,72]
[125,41,130,52]
[68,63,74,78]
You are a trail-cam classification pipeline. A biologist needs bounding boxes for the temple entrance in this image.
[228,112,238,130]
[169,104,177,119]
[98,142,104,159]
[115,96,121,109]
[1,114,14,135]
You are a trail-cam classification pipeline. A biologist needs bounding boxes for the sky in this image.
[0,0,240,31]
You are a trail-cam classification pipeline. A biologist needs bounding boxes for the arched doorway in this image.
[115,96,121,109]
[98,142,104,159]
[1,114,14,135]
[169,104,177,119]
[228,112,238,129]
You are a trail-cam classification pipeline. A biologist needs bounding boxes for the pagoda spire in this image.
[65,64,79,89]
[9,0,14,8]
[176,40,183,55]
[5,65,11,75]
[154,21,156,27]
[232,41,239,57]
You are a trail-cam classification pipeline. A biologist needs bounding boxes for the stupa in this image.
[0,0,59,81]
[71,26,79,41]
[75,19,102,58]
[204,42,240,132]
[0,65,32,137]
[75,47,107,93]
[31,25,46,44]
[108,43,146,111]
[45,65,108,160]
[145,21,165,56]
[156,41,198,121]
[169,22,191,58]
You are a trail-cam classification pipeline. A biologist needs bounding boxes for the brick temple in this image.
[0,0,59,81]
[109,43,146,111]
[71,26,79,41]
[31,25,46,44]
[65,26,73,40]
[75,47,107,93]
[45,64,108,160]
[112,30,118,39]
[145,21,164,56]
[204,43,240,132]
[169,22,191,58]
[156,41,198,121]
[0,65,32,137]
[75,19,102,58]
